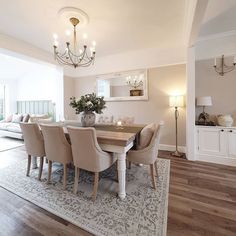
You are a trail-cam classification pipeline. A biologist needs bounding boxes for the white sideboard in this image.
[195,126,236,166]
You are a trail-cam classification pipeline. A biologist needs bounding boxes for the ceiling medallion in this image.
[53,7,95,68]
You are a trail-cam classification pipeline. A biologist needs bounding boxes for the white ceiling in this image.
[0,0,187,58]
[0,52,52,80]
[199,0,236,37]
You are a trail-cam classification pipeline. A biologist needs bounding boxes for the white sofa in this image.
[0,114,52,139]
[0,122,23,139]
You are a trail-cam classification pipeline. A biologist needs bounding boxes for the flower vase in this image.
[81,112,96,127]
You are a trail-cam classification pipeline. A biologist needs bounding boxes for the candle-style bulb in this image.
[53,33,58,40]
[54,40,59,47]
[65,30,71,36]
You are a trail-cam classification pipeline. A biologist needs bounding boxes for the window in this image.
[0,85,6,120]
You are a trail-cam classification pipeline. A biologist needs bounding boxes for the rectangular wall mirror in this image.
[96,69,148,101]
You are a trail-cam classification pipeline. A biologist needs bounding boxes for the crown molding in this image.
[197,30,236,43]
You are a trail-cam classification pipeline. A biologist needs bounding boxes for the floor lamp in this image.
[169,95,184,157]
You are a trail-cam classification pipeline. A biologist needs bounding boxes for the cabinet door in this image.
[228,129,236,158]
[198,128,227,156]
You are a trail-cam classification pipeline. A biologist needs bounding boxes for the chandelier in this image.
[214,55,236,76]
[53,17,96,68]
[126,75,143,89]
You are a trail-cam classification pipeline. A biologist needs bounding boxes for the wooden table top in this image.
[60,123,145,147]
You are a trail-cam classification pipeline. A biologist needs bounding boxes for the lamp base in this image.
[171,150,184,157]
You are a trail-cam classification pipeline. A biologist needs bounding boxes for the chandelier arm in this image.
[56,58,74,67]
[67,50,78,66]
[56,54,75,67]
[56,57,73,67]
[77,58,94,67]
[215,65,235,74]
[55,50,70,59]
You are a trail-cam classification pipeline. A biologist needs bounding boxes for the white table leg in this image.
[117,153,126,199]
[32,156,38,169]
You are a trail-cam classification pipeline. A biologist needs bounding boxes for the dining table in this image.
[60,122,144,200]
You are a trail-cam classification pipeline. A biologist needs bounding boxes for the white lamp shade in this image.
[169,95,184,107]
[196,96,212,106]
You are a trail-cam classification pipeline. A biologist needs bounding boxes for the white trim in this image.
[196,154,236,167]
[183,0,197,46]
[159,144,186,153]
[197,30,236,43]
[186,46,196,160]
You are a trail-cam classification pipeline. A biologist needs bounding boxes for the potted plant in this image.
[69,93,106,127]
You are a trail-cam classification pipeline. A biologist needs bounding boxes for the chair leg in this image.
[150,164,157,190]
[38,156,44,180]
[47,160,52,184]
[45,158,48,164]
[63,164,67,190]
[115,161,118,182]
[154,160,158,178]
[128,161,131,169]
[74,167,80,194]
[26,155,31,176]
[92,172,99,201]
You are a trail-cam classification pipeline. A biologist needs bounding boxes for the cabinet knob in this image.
[229,130,233,132]
[221,129,224,132]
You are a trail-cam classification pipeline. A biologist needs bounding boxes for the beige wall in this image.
[64,76,76,120]
[196,59,236,125]
[74,64,186,146]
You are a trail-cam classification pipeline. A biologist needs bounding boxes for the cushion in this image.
[5,115,13,122]
[6,123,22,133]
[22,114,30,123]
[137,123,156,149]
[37,117,53,124]
[11,114,23,123]
[29,114,49,123]
[0,123,9,130]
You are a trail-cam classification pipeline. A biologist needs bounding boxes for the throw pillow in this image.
[11,114,23,123]
[5,114,13,122]
[137,123,156,149]
[22,114,30,123]
[30,114,49,123]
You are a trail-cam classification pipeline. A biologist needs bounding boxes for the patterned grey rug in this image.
[0,158,170,236]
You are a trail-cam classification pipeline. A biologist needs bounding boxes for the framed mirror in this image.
[96,69,148,101]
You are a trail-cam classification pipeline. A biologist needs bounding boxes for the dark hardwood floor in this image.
[0,146,236,236]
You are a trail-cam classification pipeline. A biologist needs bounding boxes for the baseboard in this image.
[159,144,186,153]
[196,154,236,167]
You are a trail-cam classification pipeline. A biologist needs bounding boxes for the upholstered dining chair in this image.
[67,127,116,201]
[20,122,45,180]
[40,124,73,190]
[127,122,164,190]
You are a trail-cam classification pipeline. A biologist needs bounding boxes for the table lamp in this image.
[169,95,184,157]
[196,96,212,124]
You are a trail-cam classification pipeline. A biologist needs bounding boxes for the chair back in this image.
[67,127,112,172]
[40,124,72,164]
[20,122,45,157]
[148,122,164,161]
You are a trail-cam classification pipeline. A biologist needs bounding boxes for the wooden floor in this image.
[0,147,236,236]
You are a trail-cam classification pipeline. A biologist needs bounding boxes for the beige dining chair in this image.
[40,124,73,190]
[20,122,45,180]
[67,126,116,201]
[127,122,163,190]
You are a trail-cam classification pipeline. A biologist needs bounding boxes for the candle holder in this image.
[116,120,124,129]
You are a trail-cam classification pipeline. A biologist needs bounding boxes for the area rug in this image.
[0,158,170,236]
[0,137,24,152]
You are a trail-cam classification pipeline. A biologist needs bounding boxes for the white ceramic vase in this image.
[217,114,233,127]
